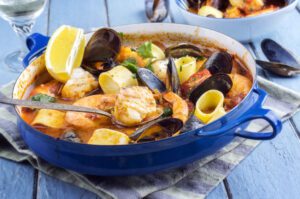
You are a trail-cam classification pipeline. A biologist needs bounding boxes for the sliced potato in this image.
[88,128,130,145]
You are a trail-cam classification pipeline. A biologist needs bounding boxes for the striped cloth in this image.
[0,77,299,199]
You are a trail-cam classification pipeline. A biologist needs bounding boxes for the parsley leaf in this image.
[121,58,139,73]
[31,93,56,103]
[146,61,153,72]
[137,42,154,59]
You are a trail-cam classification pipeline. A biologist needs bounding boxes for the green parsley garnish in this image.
[117,32,124,40]
[146,61,153,72]
[31,93,56,103]
[137,42,154,59]
[121,58,139,73]
[197,56,205,61]
[162,107,173,117]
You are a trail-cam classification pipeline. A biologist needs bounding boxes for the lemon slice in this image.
[45,25,85,83]
[88,129,130,145]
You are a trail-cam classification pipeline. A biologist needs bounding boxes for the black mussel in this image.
[207,0,229,11]
[265,0,286,7]
[165,44,203,58]
[129,117,183,141]
[167,57,180,94]
[261,39,299,67]
[205,51,232,74]
[60,131,81,143]
[189,73,232,104]
[145,0,169,22]
[256,60,300,77]
[82,28,121,74]
[137,68,167,93]
[186,0,203,9]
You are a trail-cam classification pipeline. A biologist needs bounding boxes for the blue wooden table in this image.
[1,1,300,198]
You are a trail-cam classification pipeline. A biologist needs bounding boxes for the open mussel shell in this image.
[207,0,229,11]
[261,39,299,66]
[189,73,232,104]
[82,28,121,74]
[165,44,203,58]
[167,57,180,94]
[205,51,232,74]
[137,68,167,93]
[185,0,203,9]
[129,117,183,141]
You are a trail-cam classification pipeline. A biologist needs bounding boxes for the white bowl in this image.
[176,0,299,42]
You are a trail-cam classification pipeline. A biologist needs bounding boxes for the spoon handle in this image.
[0,97,112,118]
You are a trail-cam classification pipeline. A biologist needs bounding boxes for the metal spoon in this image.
[258,39,300,77]
[256,60,300,77]
[0,97,160,127]
[145,0,169,22]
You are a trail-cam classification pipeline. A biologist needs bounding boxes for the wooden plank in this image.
[226,121,300,198]
[206,183,228,199]
[0,0,49,85]
[0,2,49,199]
[107,0,171,26]
[37,173,100,199]
[0,159,35,199]
[48,0,107,34]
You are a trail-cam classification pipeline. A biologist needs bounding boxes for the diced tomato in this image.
[181,69,211,97]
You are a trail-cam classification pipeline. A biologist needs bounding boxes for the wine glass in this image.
[0,0,47,73]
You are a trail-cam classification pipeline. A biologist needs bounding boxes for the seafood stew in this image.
[20,26,253,146]
[186,0,287,18]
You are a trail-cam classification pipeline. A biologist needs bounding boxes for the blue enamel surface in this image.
[15,33,282,176]
[23,33,49,67]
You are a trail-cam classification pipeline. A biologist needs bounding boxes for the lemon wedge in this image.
[88,129,130,145]
[45,25,85,83]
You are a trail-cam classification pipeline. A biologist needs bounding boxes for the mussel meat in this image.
[205,51,232,74]
[189,73,233,104]
[129,117,183,141]
[165,44,203,58]
[82,28,121,75]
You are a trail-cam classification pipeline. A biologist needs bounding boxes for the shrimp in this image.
[65,94,116,129]
[163,92,189,123]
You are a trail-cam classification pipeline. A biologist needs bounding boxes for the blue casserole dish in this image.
[13,24,282,176]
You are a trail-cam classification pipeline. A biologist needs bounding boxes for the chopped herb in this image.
[146,61,153,72]
[197,56,205,61]
[121,58,139,73]
[132,74,137,79]
[137,42,154,59]
[162,107,173,117]
[31,93,56,103]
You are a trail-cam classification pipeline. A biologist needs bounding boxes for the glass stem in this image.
[9,19,35,58]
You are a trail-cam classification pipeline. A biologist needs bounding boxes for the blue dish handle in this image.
[196,88,282,140]
[23,33,50,67]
